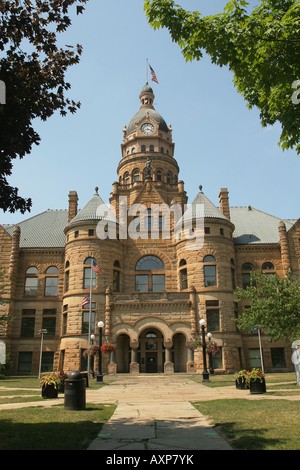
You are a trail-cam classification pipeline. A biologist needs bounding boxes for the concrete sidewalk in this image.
[86,375,233,450]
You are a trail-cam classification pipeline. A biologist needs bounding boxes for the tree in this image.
[0,0,88,214]
[144,0,300,155]
[234,271,300,343]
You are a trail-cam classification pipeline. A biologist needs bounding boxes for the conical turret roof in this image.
[68,188,117,225]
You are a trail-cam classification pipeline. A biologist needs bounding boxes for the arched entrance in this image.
[139,328,164,373]
[173,333,187,372]
[116,334,130,373]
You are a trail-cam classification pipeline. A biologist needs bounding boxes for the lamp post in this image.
[207,332,214,375]
[90,334,95,378]
[199,319,210,382]
[96,321,104,384]
[38,329,47,379]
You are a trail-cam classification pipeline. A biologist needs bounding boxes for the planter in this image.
[42,384,58,399]
[250,378,266,394]
[235,377,249,390]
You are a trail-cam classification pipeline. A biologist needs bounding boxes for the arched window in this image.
[166,172,172,184]
[141,145,146,152]
[203,255,217,287]
[179,259,188,290]
[133,168,140,182]
[242,262,255,289]
[262,262,274,270]
[150,145,154,152]
[124,172,130,185]
[45,266,59,296]
[113,260,121,292]
[135,255,165,292]
[156,169,163,182]
[84,257,96,289]
[262,262,275,277]
[24,267,38,296]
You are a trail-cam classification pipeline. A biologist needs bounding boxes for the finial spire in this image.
[95,187,99,195]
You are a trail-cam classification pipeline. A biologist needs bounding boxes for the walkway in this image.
[87,374,233,450]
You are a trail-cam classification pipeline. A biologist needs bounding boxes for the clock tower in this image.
[110,83,187,218]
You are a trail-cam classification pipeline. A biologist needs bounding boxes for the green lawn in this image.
[193,399,300,450]
[0,404,116,450]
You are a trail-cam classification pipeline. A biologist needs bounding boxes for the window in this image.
[141,145,146,152]
[74,230,79,238]
[179,259,188,290]
[242,262,254,289]
[40,352,54,373]
[24,267,38,296]
[113,260,121,292]
[21,309,36,337]
[45,266,59,296]
[150,145,154,152]
[262,262,275,277]
[212,347,223,369]
[204,227,210,235]
[156,169,163,182]
[231,258,236,290]
[84,257,96,289]
[220,228,224,236]
[88,229,94,236]
[124,172,130,185]
[271,348,286,368]
[166,172,172,184]
[42,309,56,337]
[249,348,262,369]
[203,255,217,287]
[135,255,165,292]
[18,352,32,373]
[62,305,68,335]
[144,208,152,230]
[133,169,140,182]
[206,300,220,331]
[82,302,96,334]
[65,261,70,292]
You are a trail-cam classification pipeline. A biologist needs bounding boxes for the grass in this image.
[0,375,116,449]
[189,371,297,388]
[193,399,300,450]
[0,404,116,450]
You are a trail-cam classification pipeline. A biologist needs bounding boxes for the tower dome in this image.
[125,83,169,136]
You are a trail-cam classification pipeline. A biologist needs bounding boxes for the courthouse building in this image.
[0,83,299,375]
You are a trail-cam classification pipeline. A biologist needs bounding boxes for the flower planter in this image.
[235,377,249,390]
[42,384,58,399]
[250,378,266,394]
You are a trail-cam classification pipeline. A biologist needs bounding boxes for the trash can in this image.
[64,371,86,410]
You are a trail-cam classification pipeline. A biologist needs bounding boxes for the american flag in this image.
[92,260,103,274]
[149,65,158,84]
[82,295,90,307]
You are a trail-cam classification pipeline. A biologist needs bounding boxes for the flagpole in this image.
[146,58,148,83]
[88,259,93,378]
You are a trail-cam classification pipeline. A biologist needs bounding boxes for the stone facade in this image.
[0,84,299,376]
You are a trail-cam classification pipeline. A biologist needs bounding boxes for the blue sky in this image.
[1,0,299,226]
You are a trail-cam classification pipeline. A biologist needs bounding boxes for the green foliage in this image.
[144,0,300,155]
[234,271,300,342]
[0,0,89,213]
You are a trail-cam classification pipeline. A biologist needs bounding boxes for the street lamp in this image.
[38,329,47,379]
[207,332,214,375]
[96,321,104,384]
[199,319,210,382]
[90,334,95,378]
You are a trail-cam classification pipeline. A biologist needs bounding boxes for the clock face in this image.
[141,123,154,135]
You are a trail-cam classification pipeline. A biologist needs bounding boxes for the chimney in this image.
[68,191,78,223]
[219,188,230,220]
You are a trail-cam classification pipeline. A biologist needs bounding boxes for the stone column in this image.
[129,340,139,374]
[278,221,291,275]
[189,286,197,336]
[164,340,174,374]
